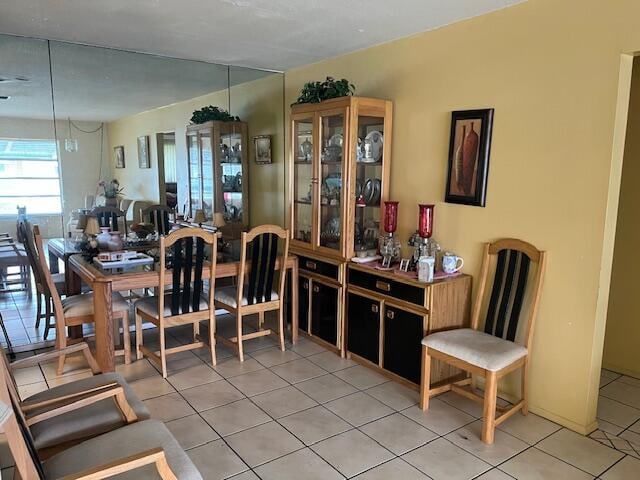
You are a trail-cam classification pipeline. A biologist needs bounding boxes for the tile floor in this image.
[1,288,640,479]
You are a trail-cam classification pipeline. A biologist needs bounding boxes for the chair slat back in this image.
[238,225,289,306]
[471,238,546,348]
[17,220,43,287]
[91,206,126,233]
[143,204,173,235]
[159,228,217,317]
[0,349,45,479]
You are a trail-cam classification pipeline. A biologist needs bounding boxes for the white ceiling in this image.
[0,0,525,71]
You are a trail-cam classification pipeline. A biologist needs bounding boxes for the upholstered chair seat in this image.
[61,292,129,317]
[23,372,149,450]
[214,285,279,308]
[135,294,209,318]
[422,328,527,372]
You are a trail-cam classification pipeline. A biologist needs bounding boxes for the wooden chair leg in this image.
[521,360,529,415]
[135,311,143,360]
[43,294,52,340]
[258,311,265,329]
[209,315,217,367]
[482,371,498,444]
[420,345,431,410]
[237,313,244,362]
[121,312,131,365]
[192,320,200,342]
[159,327,168,378]
[56,353,66,376]
[35,292,42,328]
[278,307,285,351]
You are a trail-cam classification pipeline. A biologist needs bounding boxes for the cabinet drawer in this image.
[298,255,339,280]
[349,267,425,307]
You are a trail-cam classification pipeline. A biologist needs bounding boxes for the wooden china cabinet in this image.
[289,96,393,353]
[186,120,249,237]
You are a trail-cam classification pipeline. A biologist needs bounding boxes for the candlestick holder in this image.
[409,204,440,270]
[380,201,401,268]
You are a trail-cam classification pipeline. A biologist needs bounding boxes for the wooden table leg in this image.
[48,247,60,274]
[93,280,115,372]
[67,261,84,340]
[290,259,298,344]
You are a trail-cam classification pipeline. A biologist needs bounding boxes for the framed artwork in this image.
[114,145,125,169]
[445,108,494,207]
[137,135,150,169]
[254,135,272,164]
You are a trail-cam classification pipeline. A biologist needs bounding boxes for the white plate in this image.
[363,131,383,162]
[328,133,343,148]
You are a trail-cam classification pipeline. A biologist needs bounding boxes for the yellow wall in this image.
[284,0,640,433]
[603,57,640,378]
[107,73,285,226]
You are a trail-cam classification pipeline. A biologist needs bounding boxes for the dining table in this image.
[48,238,299,372]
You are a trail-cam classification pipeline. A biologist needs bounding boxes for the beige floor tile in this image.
[474,469,515,480]
[333,365,388,390]
[360,413,437,455]
[437,391,483,417]
[226,421,304,467]
[181,379,245,411]
[311,429,394,478]
[618,375,640,388]
[496,412,561,445]
[402,398,475,435]
[143,392,196,422]
[500,448,592,480]
[325,391,393,427]
[166,363,222,390]
[240,335,279,353]
[597,395,640,428]
[601,369,621,381]
[270,358,326,384]
[11,365,45,386]
[365,381,419,410]
[290,339,328,357]
[630,419,640,433]
[17,381,48,400]
[251,385,317,418]
[228,471,260,480]
[188,439,249,479]
[201,398,272,436]
[278,405,352,445]
[254,448,343,480]
[307,351,356,372]
[129,375,176,400]
[0,436,15,469]
[601,380,640,409]
[227,369,289,397]
[594,421,624,436]
[165,414,219,450]
[252,347,301,367]
[40,355,92,379]
[296,374,358,403]
[46,371,93,387]
[619,429,640,450]
[115,359,159,382]
[353,458,429,480]
[537,428,624,476]
[445,420,528,466]
[214,357,266,379]
[402,437,491,480]
[601,455,640,479]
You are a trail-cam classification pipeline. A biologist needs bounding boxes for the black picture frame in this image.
[114,145,125,169]
[445,108,494,207]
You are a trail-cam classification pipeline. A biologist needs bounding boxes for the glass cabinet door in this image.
[293,116,314,245]
[353,114,385,254]
[220,126,244,224]
[318,110,346,252]
[187,132,201,215]
[200,131,214,220]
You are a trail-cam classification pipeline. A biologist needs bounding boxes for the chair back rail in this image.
[91,206,126,233]
[17,220,43,288]
[470,238,546,350]
[142,205,173,236]
[237,225,289,307]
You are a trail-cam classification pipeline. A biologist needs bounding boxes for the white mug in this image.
[442,252,464,274]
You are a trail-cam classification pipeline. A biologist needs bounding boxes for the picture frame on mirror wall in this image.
[445,108,494,207]
[254,135,272,164]
[137,135,150,169]
[114,145,125,169]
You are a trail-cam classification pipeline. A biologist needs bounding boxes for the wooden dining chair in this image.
[420,239,546,444]
[91,206,127,234]
[0,234,30,293]
[17,220,66,339]
[214,225,290,362]
[134,228,217,378]
[0,358,199,480]
[32,225,132,374]
[142,204,173,235]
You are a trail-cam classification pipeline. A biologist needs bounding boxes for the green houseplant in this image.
[190,106,241,124]
[294,76,355,104]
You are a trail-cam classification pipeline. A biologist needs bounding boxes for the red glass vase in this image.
[418,204,434,238]
[383,201,399,234]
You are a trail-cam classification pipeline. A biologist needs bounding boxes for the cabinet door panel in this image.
[347,293,380,364]
[298,276,310,332]
[383,306,423,384]
[311,281,338,345]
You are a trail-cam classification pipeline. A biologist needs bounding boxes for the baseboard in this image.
[602,362,640,380]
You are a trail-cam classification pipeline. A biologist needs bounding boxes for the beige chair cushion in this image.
[23,372,149,450]
[135,294,209,318]
[62,292,129,317]
[214,285,279,308]
[422,328,527,372]
[42,419,202,480]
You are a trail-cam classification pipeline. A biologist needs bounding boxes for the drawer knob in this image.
[303,282,308,290]
[313,285,320,293]
[387,310,395,319]
[371,304,379,313]
[305,260,317,270]
[376,280,391,292]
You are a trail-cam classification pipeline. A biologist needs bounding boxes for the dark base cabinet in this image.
[298,276,310,332]
[310,281,339,345]
[383,306,423,384]
[346,293,380,364]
